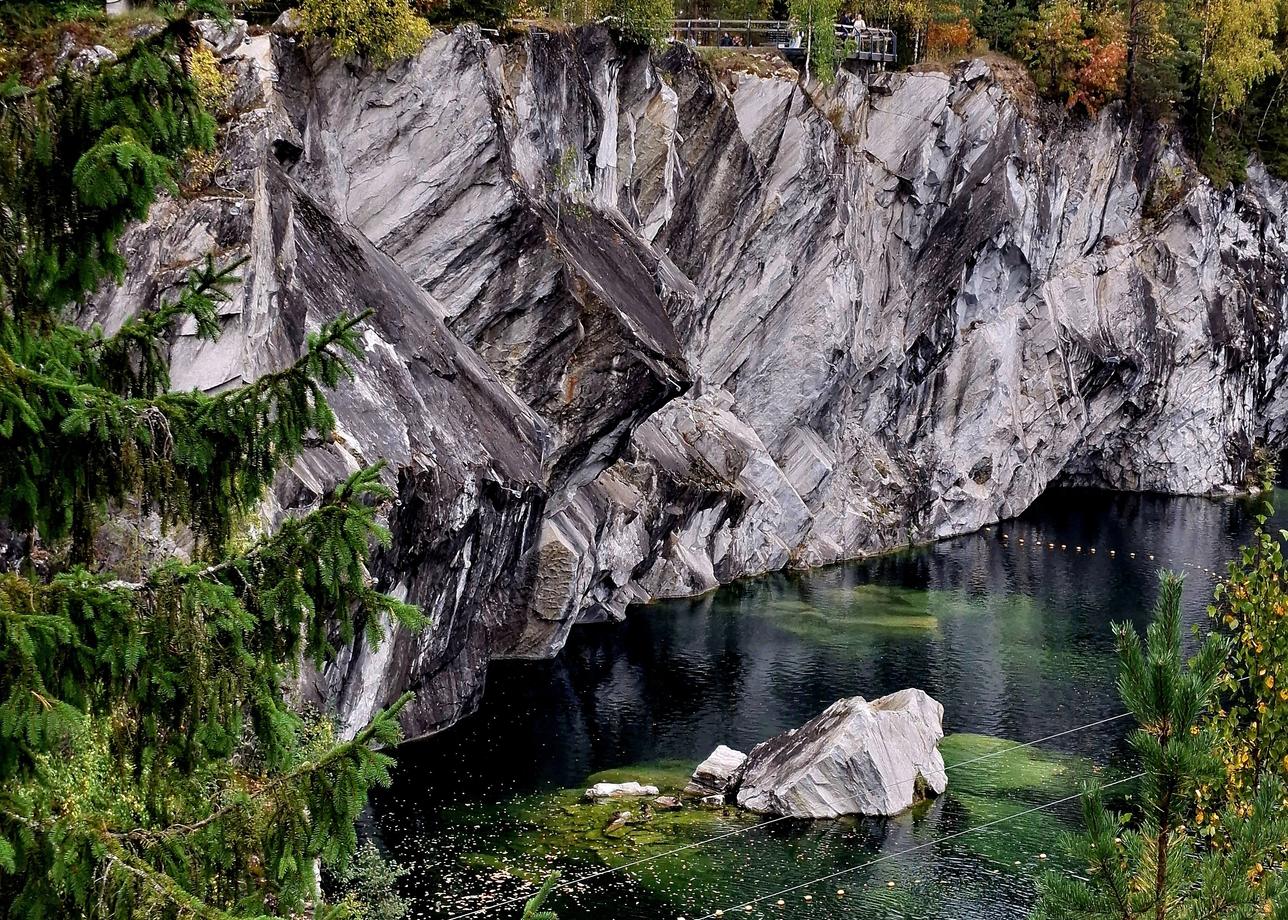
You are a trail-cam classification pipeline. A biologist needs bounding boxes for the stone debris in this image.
[683,745,748,798]
[271,8,302,36]
[603,811,631,834]
[583,782,661,800]
[195,18,248,58]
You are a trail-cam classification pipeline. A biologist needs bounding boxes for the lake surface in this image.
[372,487,1282,920]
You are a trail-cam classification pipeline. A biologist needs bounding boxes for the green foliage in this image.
[717,0,770,18]
[1034,572,1288,919]
[598,0,677,50]
[0,8,427,920]
[790,0,843,81]
[1017,0,1126,112]
[298,0,432,65]
[419,0,517,30]
[1200,487,1288,838]
[190,44,233,117]
[1198,0,1280,114]
[330,842,411,920]
[973,0,1032,53]
[521,873,561,920]
[0,19,215,324]
[1018,0,1091,100]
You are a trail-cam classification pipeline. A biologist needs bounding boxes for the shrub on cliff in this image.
[598,0,675,49]
[1016,0,1125,113]
[1200,487,1288,828]
[0,5,423,919]
[299,0,432,64]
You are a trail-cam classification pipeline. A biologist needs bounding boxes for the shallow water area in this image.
[372,487,1284,919]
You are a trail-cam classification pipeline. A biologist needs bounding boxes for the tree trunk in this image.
[1154,788,1171,920]
[1125,0,1142,107]
[805,1,813,83]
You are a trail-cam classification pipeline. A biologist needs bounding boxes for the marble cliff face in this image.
[89,23,1288,736]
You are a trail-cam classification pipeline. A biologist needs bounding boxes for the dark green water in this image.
[371,488,1282,920]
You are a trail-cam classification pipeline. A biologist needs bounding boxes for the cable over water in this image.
[442,712,1139,920]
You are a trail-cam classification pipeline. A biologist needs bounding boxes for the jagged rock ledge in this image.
[90,23,1288,738]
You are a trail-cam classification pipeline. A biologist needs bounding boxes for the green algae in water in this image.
[750,582,1113,688]
[941,733,1086,798]
[446,734,1092,917]
[756,584,1045,643]
[585,760,696,790]
[761,585,949,637]
[939,733,1097,870]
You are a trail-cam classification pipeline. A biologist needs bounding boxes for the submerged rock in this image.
[684,744,748,798]
[584,781,661,800]
[603,810,632,834]
[736,689,948,818]
[653,795,683,810]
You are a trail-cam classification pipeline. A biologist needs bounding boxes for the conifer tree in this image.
[521,873,561,920]
[0,6,424,918]
[1034,573,1288,919]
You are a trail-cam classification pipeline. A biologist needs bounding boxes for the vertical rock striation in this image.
[96,25,1288,736]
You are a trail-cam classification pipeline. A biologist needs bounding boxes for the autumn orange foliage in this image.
[928,17,974,57]
[1070,34,1125,112]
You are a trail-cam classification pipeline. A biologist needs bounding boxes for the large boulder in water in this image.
[735,689,947,818]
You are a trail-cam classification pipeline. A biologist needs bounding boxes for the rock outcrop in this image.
[684,744,748,798]
[736,690,948,818]
[585,782,661,799]
[96,26,1288,737]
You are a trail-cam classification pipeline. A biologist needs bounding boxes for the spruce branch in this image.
[115,693,413,846]
[90,254,244,397]
[0,5,426,917]
[102,845,248,920]
[0,310,375,557]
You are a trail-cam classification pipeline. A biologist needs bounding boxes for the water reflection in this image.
[373,487,1279,919]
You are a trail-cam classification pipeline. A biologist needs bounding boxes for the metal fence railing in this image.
[670,19,790,48]
[670,20,897,62]
[506,18,898,63]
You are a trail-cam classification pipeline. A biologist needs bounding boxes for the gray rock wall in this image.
[95,25,1288,736]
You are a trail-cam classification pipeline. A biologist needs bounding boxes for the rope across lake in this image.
[441,710,1137,920]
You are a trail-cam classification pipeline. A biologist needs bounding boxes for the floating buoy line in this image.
[993,527,1223,581]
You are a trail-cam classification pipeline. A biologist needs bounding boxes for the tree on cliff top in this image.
[0,6,423,918]
[597,0,676,49]
[790,0,842,82]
